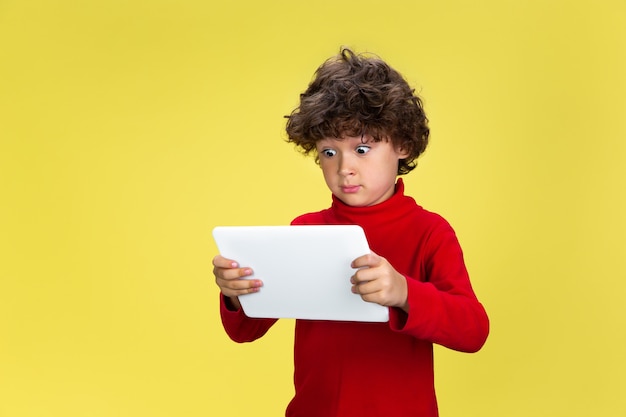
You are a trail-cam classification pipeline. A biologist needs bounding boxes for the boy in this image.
[213,48,489,416]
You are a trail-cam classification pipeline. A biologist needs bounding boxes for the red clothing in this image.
[220,179,489,416]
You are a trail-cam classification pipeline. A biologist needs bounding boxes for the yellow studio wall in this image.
[1,0,625,416]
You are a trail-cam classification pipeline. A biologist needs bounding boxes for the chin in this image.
[339,196,370,207]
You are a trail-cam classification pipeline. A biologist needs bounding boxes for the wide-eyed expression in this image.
[316,135,408,207]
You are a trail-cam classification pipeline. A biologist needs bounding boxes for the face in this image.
[316,135,409,207]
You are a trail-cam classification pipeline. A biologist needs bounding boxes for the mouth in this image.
[340,185,361,194]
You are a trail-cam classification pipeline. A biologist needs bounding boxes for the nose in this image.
[337,154,355,176]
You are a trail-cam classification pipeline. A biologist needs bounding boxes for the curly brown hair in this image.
[285,47,430,175]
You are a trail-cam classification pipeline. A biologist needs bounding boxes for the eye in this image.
[321,149,337,157]
[355,145,371,155]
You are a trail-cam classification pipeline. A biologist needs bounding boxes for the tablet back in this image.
[212,225,389,322]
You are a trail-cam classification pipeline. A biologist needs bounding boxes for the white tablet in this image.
[212,225,389,322]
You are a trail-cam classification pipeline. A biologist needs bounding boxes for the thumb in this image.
[351,251,382,268]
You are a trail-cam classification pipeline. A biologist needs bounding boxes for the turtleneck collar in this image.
[330,178,418,229]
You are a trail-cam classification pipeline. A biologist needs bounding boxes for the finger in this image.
[212,255,263,297]
[351,276,378,294]
[214,264,254,281]
[350,263,379,284]
[351,252,382,269]
[218,276,263,295]
[221,285,261,298]
[212,254,254,281]
[352,285,385,306]
[212,254,239,269]
[359,290,385,305]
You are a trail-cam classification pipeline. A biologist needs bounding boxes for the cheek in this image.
[387,154,404,172]
[319,161,335,178]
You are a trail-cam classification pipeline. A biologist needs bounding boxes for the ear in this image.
[396,144,410,159]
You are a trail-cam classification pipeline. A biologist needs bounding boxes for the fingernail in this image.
[231,262,239,268]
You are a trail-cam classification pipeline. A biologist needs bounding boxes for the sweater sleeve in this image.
[220,293,277,343]
[388,222,489,353]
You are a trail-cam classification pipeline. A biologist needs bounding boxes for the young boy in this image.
[213,48,489,417]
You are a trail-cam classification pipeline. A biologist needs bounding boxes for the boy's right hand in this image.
[212,255,263,308]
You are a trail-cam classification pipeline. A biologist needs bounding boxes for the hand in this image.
[350,252,409,312]
[213,255,263,309]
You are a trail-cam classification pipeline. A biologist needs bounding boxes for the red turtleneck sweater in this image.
[220,179,489,416]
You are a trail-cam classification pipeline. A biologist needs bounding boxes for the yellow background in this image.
[1,0,625,416]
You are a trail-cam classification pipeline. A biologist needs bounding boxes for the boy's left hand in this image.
[350,252,409,312]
